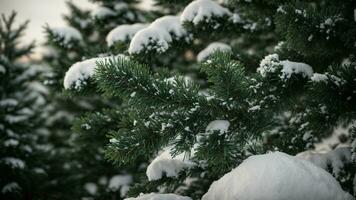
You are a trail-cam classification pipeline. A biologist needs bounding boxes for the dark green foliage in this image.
[46,0,356,199]
[0,12,48,199]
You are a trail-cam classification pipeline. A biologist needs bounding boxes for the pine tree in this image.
[42,1,155,199]
[61,0,356,199]
[0,12,48,199]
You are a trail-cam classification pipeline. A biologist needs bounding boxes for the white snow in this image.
[64,54,127,90]
[0,64,5,74]
[91,6,116,19]
[146,147,195,181]
[257,54,314,80]
[205,120,230,134]
[1,157,25,169]
[84,182,98,195]
[125,193,192,200]
[0,98,18,107]
[297,147,351,178]
[108,174,132,197]
[202,152,353,200]
[163,76,192,86]
[311,73,328,83]
[181,0,231,25]
[106,23,148,46]
[280,60,314,80]
[129,15,189,54]
[50,26,82,44]
[1,182,20,194]
[114,2,128,11]
[197,42,232,62]
[257,54,280,77]
[4,139,19,147]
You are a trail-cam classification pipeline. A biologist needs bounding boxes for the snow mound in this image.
[91,6,116,19]
[181,0,231,25]
[84,182,98,195]
[311,73,328,83]
[2,182,21,194]
[146,147,195,181]
[50,26,82,44]
[197,42,232,62]
[257,54,313,80]
[202,152,353,200]
[280,60,313,80]
[106,23,148,46]
[206,120,230,133]
[125,193,192,200]
[108,174,132,197]
[129,16,189,54]
[64,54,127,90]
[1,157,25,169]
[297,147,351,178]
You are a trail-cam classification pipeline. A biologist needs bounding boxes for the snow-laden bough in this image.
[63,54,127,90]
[181,0,231,25]
[197,42,232,62]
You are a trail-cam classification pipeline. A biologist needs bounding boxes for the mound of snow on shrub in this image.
[202,152,353,200]
[125,193,192,200]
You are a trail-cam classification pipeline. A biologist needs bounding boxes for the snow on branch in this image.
[129,16,191,54]
[91,6,116,19]
[146,147,195,181]
[181,0,231,25]
[49,26,82,46]
[63,54,127,90]
[106,23,149,47]
[197,42,232,62]
[257,54,313,81]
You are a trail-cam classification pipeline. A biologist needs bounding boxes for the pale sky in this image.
[0,0,96,57]
[0,0,154,58]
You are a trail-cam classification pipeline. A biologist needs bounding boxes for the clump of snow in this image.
[2,182,21,194]
[202,152,353,200]
[50,26,82,45]
[129,16,190,54]
[4,139,19,147]
[91,6,116,19]
[206,120,230,134]
[108,174,132,197]
[257,54,314,81]
[1,157,25,169]
[0,98,18,107]
[314,123,354,152]
[197,42,232,62]
[311,73,328,83]
[114,2,128,11]
[280,60,313,80]
[163,76,192,86]
[181,0,231,25]
[84,182,98,195]
[106,23,148,47]
[125,193,192,200]
[297,147,351,178]
[0,64,5,74]
[64,54,127,90]
[146,147,195,181]
[257,54,281,77]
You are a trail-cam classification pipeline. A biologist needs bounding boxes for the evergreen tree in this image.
[59,0,356,199]
[42,1,153,199]
[0,12,48,199]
